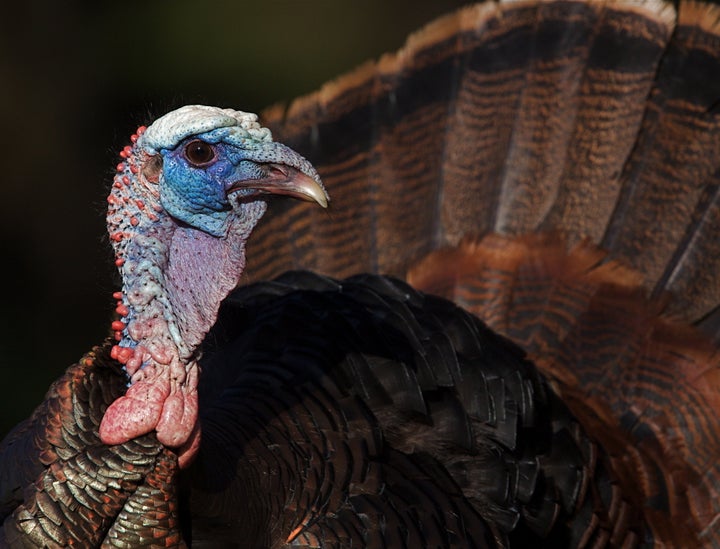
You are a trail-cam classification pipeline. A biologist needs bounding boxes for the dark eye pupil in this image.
[184,140,215,165]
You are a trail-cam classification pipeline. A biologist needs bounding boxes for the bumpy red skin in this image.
[100,349,199,449]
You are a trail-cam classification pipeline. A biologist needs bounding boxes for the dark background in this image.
[0,1,470,437]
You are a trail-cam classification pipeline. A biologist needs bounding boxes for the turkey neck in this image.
[113,217,251,368]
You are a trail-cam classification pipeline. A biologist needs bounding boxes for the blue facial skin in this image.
[159,128,270,236]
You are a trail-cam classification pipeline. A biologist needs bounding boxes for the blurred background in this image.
[0,0,470,436]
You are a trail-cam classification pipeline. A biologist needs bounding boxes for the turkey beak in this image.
[228,164,328,208]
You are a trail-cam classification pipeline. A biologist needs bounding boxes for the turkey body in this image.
[190,272,634,547]
[0,273,638,548]
[2,0,720,547]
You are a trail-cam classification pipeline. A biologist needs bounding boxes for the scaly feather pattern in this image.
[0,348,182,547]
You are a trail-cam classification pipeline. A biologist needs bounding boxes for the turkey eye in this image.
[184,140,216,166]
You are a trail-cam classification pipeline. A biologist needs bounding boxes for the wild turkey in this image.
[1,0,720,547]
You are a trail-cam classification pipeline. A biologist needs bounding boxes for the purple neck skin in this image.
[99,127,264,467]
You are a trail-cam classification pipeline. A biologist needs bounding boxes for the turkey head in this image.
[101,105,328,465]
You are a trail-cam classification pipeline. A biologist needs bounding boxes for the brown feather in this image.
[408,234,720,546]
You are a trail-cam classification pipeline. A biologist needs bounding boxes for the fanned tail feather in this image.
[251,0,720,545]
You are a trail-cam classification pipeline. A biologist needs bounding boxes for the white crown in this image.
[139,105,273,153]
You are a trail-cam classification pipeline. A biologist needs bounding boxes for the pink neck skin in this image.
[100,127,264,467]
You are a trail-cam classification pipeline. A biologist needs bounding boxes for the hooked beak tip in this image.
[228,164,328,208]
